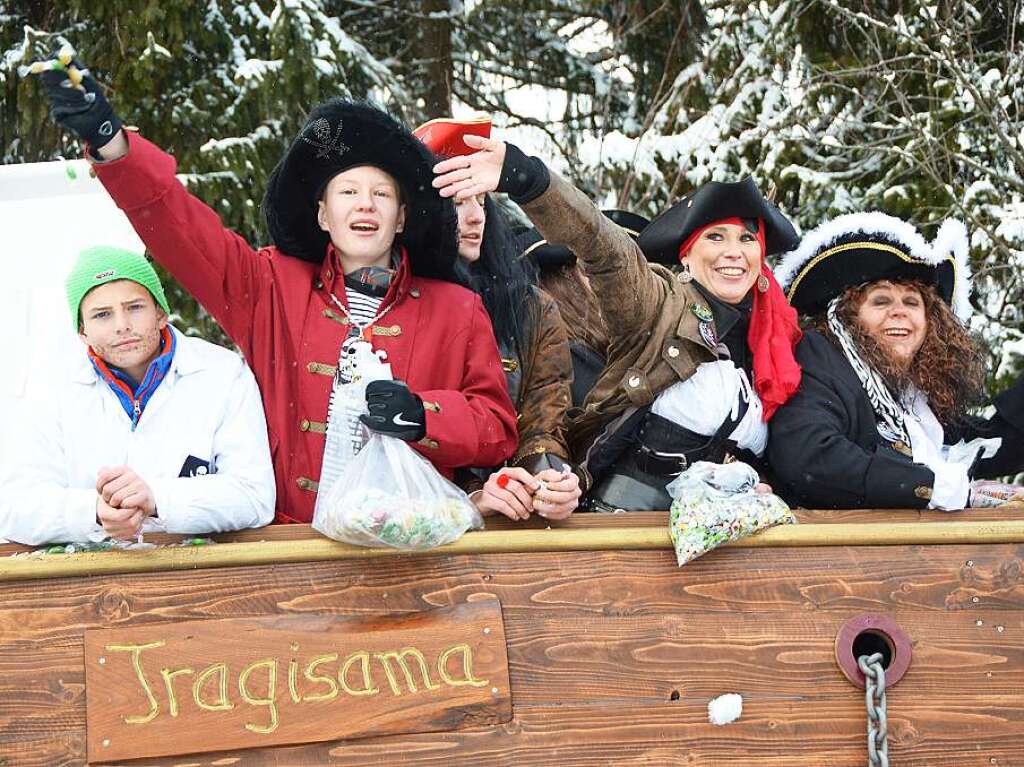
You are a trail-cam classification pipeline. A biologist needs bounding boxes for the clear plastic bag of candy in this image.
[312,433,483,550]
[665,461,796,566]
[969,479,1024,508]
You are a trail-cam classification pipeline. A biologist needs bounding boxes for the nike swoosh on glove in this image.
[360,380,427,442]
[30,46,123,157]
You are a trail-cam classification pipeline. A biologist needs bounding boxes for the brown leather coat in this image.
[458,288,572,491]
[505,288,573,469]
[520,172,721,468]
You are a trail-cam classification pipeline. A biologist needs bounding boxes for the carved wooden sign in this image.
[84,600,511,762]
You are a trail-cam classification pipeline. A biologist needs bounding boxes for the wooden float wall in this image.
[1,509,1022,766]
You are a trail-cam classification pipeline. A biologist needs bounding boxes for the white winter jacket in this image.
[0,326,275,545]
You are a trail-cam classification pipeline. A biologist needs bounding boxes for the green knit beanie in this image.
[66,246,170,329]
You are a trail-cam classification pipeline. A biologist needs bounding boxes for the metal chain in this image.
[328,290,397,340]
[858,652,889,767]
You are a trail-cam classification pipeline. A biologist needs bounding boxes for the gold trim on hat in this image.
[786,241,957,303]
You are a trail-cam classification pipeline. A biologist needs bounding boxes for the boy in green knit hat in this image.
[67,245,173,394]
[0,246,276,545]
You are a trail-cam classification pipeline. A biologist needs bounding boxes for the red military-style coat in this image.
[93,132,518,523]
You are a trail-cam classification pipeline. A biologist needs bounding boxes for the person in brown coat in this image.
[416,118,580,521]
[518,209,650,410]
[434,136,804,510]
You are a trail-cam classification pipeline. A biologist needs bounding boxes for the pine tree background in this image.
[2,0,1022,388]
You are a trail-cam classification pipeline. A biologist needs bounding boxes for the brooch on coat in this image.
[692,303,718,349]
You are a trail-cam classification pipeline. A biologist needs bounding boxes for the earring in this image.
[677,263,693,284]
[757,273,770,293]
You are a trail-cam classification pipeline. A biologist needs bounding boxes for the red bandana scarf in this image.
[679,217,802,420]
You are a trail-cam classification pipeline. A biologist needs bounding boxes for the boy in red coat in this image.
[32,54,517,524]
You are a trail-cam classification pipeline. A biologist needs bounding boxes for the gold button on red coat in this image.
[296,477,318,491]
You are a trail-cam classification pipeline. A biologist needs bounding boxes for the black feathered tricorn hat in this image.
[637,177,799,265]
[518,209,651,271]
[262,99,459,280]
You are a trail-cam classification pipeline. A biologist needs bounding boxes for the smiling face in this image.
[456,193,486,262]
[317,165,406,272]
[78,280,168,383]
[682,223,762,304]
[854,280,927,366]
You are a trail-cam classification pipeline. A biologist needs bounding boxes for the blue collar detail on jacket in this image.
[88,326,177,430]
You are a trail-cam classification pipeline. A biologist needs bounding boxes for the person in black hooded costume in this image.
[29,49,518,525]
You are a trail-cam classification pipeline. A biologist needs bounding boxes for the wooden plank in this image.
[502,611,1024,703]
[452,506,1024,529]
[4,519,1024,583]
[8,699,1019,767]
[82,603,510,762]
[0,545,1021,647]
[3,505,1023,556]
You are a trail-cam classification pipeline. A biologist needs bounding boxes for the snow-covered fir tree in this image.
[2,0,1021,384]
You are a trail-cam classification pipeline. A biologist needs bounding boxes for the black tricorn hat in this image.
[775,213,972,321]
[637,177,799,265]
[518,209,651,271]
[262,99,459,280]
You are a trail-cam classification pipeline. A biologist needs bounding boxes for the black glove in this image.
[32,49,122,156]
[360,380,427,442]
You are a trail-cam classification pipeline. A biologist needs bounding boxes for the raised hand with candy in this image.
[25,42,124,158]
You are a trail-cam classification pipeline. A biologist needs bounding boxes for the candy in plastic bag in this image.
[665,461,796,566]
[312,433,482,550]
[314,336,393,520]
[969,479,1024,508]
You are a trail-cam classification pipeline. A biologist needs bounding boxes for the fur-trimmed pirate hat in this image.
[638,177,799,265]
[262,99,459,280]
[518,210,651,271]
[413,115,491,159]
[774,212,972,321]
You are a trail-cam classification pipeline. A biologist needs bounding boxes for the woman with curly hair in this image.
[769,213,1024,510]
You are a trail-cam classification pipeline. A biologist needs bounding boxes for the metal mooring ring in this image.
[835,613,912,689]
